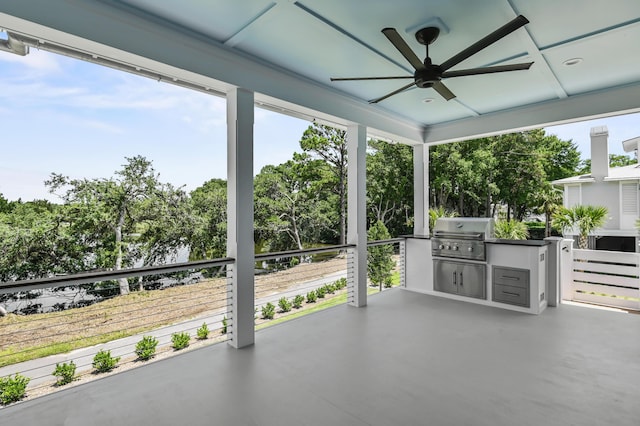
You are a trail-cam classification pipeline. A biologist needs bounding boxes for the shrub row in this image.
[259,277,349,319]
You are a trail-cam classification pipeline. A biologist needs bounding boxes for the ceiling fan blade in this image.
[432,81,456,101]
[381,28,425,71]
[441,62,533,78]
[331,76,413,81]
[439,15,529,72]
[369,81,417,104]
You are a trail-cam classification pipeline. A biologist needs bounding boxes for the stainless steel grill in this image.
[431,217,495,261]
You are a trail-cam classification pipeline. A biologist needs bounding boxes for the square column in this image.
[347,124,367,307]
[227,87,255,348]
[413,144,429,236]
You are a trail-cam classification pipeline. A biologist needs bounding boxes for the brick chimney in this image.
[590,126,609,179]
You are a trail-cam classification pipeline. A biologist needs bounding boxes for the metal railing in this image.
[253,245,354,327]
[0,258,235,392]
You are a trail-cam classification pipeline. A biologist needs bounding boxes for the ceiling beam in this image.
[423,81,640,144]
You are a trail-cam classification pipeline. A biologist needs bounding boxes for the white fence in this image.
[568,249,640,311]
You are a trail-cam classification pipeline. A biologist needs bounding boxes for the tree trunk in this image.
[115,209,129,295]
[578,234,588,249]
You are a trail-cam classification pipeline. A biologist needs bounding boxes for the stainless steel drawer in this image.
[493,284,529,307]
[493,266,529,288]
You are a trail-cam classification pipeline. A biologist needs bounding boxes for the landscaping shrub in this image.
[197,322,210,340]
[171,332,190,350]
[324,284,336,294]
[292,294,304,309]
[135,336,158,361]
[92,349,120,373]
[221,316,228,334]
[261,302,275,320]
[316,286,326,298]
[0,373,30,405]
[278,297,292,313]
[334,277,347,290]
[495,219,529,240]
[306,291,317,303]
[53,361,76,386]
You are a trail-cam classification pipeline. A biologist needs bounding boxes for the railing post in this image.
[559,238,574,302]
[399,239,406,287]
[347,123,367,307]
[544,236,562,307]
[226,87,255,348]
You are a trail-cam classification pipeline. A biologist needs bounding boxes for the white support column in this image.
[413,144,430,236]
[226,87,255,348]
[347,124,367,307]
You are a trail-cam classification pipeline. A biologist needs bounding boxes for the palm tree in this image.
[552,205,608,249]
[533,183,563,237]
[428,206,458,236]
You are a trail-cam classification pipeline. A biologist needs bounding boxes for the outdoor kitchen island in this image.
[404,234,550,315]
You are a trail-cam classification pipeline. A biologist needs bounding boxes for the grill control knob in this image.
[468,247,474,252]
[452,245,459,251]
[444,245,450,250]
[438,244,444,250]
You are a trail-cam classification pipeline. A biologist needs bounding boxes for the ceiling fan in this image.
[331,15,533,103]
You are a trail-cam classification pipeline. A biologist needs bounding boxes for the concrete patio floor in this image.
[2,288,639,425]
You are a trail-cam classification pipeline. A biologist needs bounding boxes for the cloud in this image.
[0,48,62,73]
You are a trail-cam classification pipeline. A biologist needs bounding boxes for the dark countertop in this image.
[485,239,550,246]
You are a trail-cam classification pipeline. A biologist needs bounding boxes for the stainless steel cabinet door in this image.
[457,263,486,299]
[433,259,458,294]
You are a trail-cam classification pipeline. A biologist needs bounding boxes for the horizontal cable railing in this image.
[0,258,234,395]
[253,245,353,328]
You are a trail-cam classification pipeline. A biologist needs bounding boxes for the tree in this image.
[532,183,563,237]
[47,156,192,295]
[189,178,227,261]
[299,123,347,245]
[366,140,414,236]
[254,159,334,252]
[552,205,608,249]
[0,193,12,214]
[577,154,636,174]
[0,201,87,281]
[367,220,395,291]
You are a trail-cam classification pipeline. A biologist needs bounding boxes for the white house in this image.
[553,126,640,251]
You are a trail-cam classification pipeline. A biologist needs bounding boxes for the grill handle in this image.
[433,232,484,240]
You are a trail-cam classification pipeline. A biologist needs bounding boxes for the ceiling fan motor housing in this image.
[414,67,442,87]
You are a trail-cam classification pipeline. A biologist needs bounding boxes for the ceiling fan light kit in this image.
[331,15,534,103]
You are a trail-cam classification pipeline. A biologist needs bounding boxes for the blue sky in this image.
[0,48,638,202]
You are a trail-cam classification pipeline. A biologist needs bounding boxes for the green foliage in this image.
[261,302,276,320]
[306,291,317,303]
[334,277,347,290]
[323,283,336,294]
[367,221,395,290]
[278,297,292,313]
[367,140,414,236]
[315,286,326,298]
[92,350,120,373]
[577,154,636,174]
[189,178,227,261]
[53,361,76,386]
[428,206,458,236]
[221,316,228,334]
[171,332,190,350]
[553,205,608,249]
[495,220,530,240]
[44,156,194,295]
[429,130,580,220]
[292,294,304,309]
[0,373,30,405]
[135,335,158,360]
[197,322,210,340]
